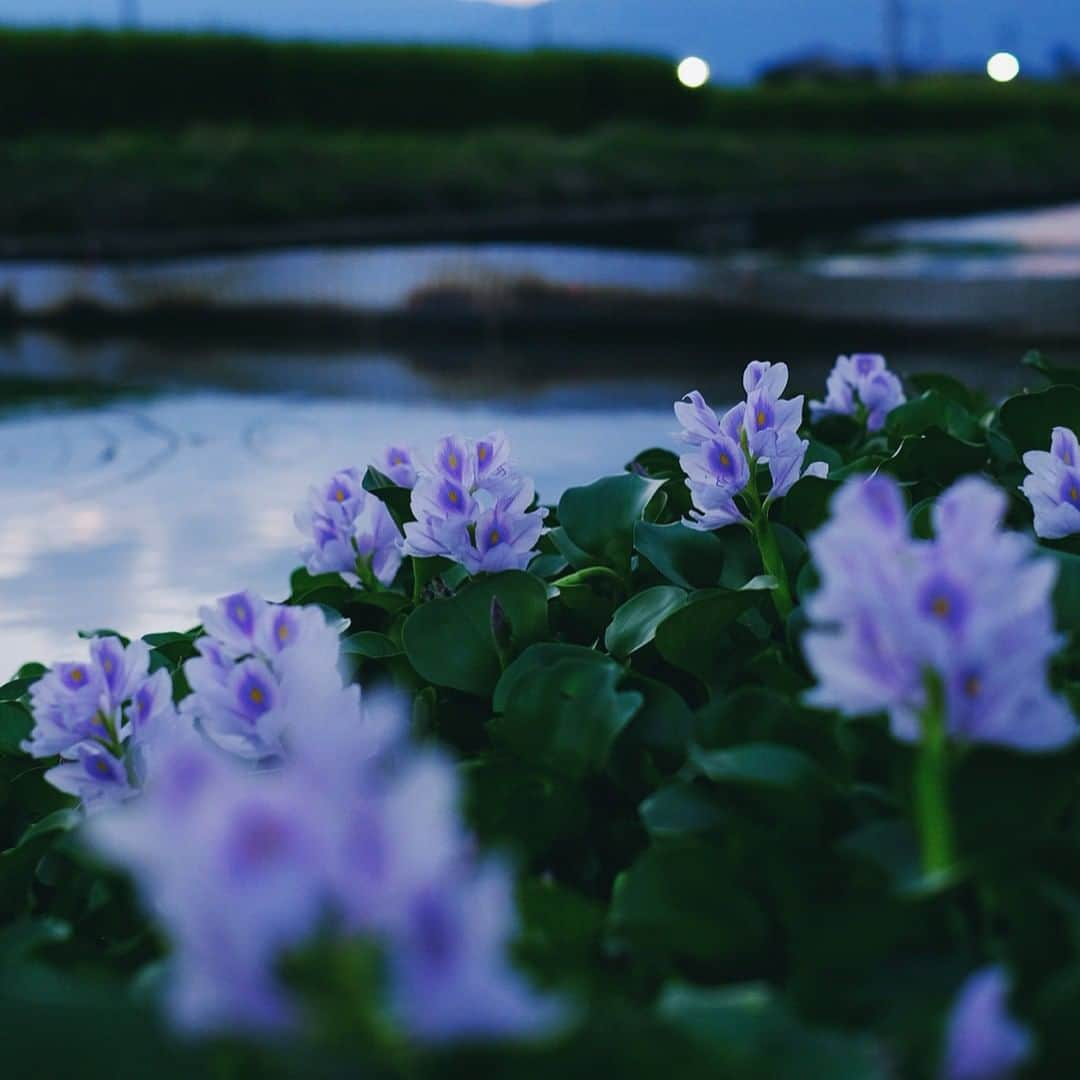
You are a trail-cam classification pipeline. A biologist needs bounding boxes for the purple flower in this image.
[46,743,134,812]
[804,474,1077,750]
[810,353,906,432]
[942,967,1033,1080]
[92,693,564,1042]
[1021,425,1080,539]
[296,467,403,587]
[184,592,361,760]
[381,445,417,489]
[24,635,181,810]
[390,860,566,1042]
[402,433,546,573]
[675,365,826,532]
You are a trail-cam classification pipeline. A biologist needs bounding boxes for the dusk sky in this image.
[1,0,1078,82]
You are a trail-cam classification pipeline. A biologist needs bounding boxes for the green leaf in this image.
[0,701,32,756]
[639,782,729,838]
[886,389,980,442]
[609,840,767,965]
[658,982,887,1080]
[340,631,403,659]
[774,475,839,538]
[690,742,828,793]
[999,384,1080,457]
[654,580,774,679]
[493,643,606,712]
[883,428,987,486]
[490,655,642,780]
[402,571,548,696]
[558,473,663,568]
[605,586,688,659]
[633,520,725,589]
[1049,549,1080,633]
[362,465,414,530]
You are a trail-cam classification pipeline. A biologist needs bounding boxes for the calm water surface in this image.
[0,330,1067,672]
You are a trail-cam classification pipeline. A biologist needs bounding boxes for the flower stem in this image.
[752,515,793,620]
[915,673,954,880]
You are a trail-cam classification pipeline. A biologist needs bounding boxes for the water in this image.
[0,327,1063,674]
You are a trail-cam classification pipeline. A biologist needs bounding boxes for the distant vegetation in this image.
[2,28,1080,137]
[1,28,1079,247]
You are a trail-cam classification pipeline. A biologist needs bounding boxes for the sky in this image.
[1,0,1078,82]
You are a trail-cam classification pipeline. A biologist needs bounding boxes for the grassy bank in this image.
[3,124,1079,245]
[2,29,1080,137]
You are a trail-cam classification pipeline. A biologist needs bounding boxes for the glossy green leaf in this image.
[402,571,548,696]
[558,473,663,568]
[605,586,687,659]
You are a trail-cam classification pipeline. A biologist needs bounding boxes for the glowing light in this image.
[677,56,710,90]
[987,52,1020,83]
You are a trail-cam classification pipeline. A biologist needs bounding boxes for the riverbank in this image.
[4,125,1080,259]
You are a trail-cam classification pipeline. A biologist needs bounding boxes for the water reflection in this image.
[0,330,1067,673]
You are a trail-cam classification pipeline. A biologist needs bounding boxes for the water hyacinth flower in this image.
[295,466,403,587]
[1021,425,1080,539]
[91,693,564,1043]
[380,444,418,489]
[23,635,178,811]
[402,432,546,573]
[183,590,359,760]
[804,473,1076,751]
[942,967,1033,1080]
[810,353,906,432]
[675,363,827,533]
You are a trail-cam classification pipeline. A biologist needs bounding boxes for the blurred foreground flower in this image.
[810,353,905,432]
[942,967,1032,1080]
[23,635,176,811]
[804,473,1074,750]
[1021,425,1080,539]
[402,432,546,574]
[91,684,565,1041]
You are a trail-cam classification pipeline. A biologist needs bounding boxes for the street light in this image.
[987,52,1020,82]
[676,56,710,89]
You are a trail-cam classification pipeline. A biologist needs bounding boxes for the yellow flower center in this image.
[719,452,730,467]
[250,687,264,705]
[93,758,112,777]
[478,446,488,462]
[335,488,346,503]
[448,453,459,469]
[964,675,982,698]
[103,659,113,673]
[448,489,459,504]
[1071,486,1079,503]
[931,596,950,618]
[70,668,85,684]
[277,623,289,642]
[756,409,766,426]
[489,529,501,545]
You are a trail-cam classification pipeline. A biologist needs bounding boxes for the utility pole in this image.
[883,0,906,84]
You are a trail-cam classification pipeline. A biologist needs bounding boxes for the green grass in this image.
[2,124,1078,240]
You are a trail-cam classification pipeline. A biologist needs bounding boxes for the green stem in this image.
[915,673,954,879]
[753,516,793,620]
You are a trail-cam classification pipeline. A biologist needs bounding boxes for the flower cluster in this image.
[296,466,404,587]
[22,635,176,811]
[943,967,1032,1080]
[804,473,1076,750]
[181,590,359,761]
[92,690,564,1042]
[1021,425,1080,540]
[676,362,827,531]
[809,353,906,432]
[402,432,546,573]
